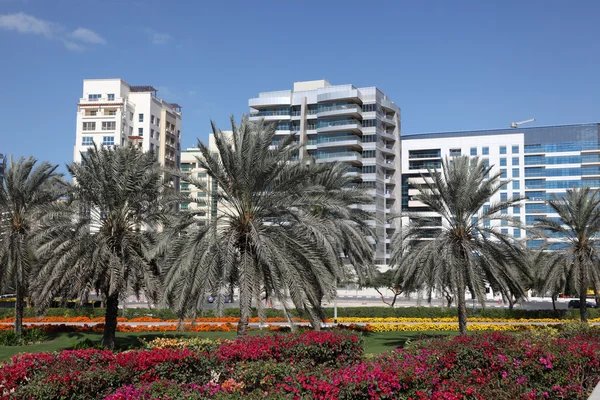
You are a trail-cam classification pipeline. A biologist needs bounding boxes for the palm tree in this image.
[0,157,62,335]
[161,116,374,335]
[391,156,529,334]
[532,186,600,322]
[32,145,167,348]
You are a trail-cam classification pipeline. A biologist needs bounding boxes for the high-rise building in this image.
[180,133,228,222]
[401,123,600,250]
[249,80,401,267]
[73,79,182,175]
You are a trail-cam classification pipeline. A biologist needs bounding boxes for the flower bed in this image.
[1,330,599,399]
[0,323,236,334]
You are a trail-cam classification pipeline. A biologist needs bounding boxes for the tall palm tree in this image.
[0,157,62,335]
[391,156,529,334]
[533,187,600,322]
[32,145,167,348]
[161,116,374,335]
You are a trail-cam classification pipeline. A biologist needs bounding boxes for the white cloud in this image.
[0,12,106,51]
[62,40,85,52]
[0,12,56,37]
[69,27,105,45]
[146,28,171,45]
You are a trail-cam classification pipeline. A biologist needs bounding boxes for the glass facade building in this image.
[401,123,600,248]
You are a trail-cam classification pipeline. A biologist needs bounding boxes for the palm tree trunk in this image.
[15,283,24,336]
[579,256,588,323]
[457,287,468,335]
[102,294,119,349]
[579,288,588,323]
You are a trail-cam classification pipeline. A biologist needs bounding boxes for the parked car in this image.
[207,295,234,303]
[568,300,597,309]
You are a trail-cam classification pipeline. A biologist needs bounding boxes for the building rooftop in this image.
[130,85,158,93]
[403,123,600,141]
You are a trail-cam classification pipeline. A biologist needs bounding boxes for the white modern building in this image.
[401,123,600,251]
[74,79,182,175]
[249,80,401,267]
[180,133,230,222]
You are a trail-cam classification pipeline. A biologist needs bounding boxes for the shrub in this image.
[214,331,363,367]
[0,328,46,346]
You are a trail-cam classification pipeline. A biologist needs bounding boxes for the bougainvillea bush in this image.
[1,329,600,399]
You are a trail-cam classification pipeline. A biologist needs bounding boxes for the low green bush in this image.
[0,328,47,346]
[1,304,598,321]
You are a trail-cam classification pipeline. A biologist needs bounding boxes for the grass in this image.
[0,330,459,362]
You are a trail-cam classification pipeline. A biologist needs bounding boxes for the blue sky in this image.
[1,0,599,171]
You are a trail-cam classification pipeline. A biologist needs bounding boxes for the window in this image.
[151,115,155,124]
[150,143,154,152]
[88,94,101,101]
[82,122,96,131]
[107,94,115,101]
[409,149,441,159]
[138,128,143,136]
[500,158,507,167]
[180,202,189,210]
[513,206,521,214]
[500,146,506,155]
[86,110,97,116]
[129,127,133,135]
[107,109,117,116]
[102,121,116,131]
[514,228,521,238]
[500,169,507,178]
[363,135,376,142]
[362,166,376,174]
[362,103,377,112]
[501,228,508,234]
[500,193,507,201]
[512,145,519,154]
[470,147,477,156]
[362,150,376,158]
[129,112,133,121]
[150,129,154,139]
[512,168,520,178]
[102,136,114,146]
[449,149,461,157]
[81,136,93,146]
[138,114,144,122]
[512,157,519,166]
[513,181,520,190]
[156,117,160,126]
[482,147,489,155]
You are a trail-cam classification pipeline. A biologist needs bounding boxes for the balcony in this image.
[316,151,362,164]
[344,167,361,177]
[307,139,317,150]
[317,104,362,118]
[380,144,395,155]
[248,110,291,121]
[381,159,396,169]
[316,135,362,149]
[317,119,362,133]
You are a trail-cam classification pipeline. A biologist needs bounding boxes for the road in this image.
[121,296,573,311]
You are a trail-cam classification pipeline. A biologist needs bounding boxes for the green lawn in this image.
[0,330,458,362]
